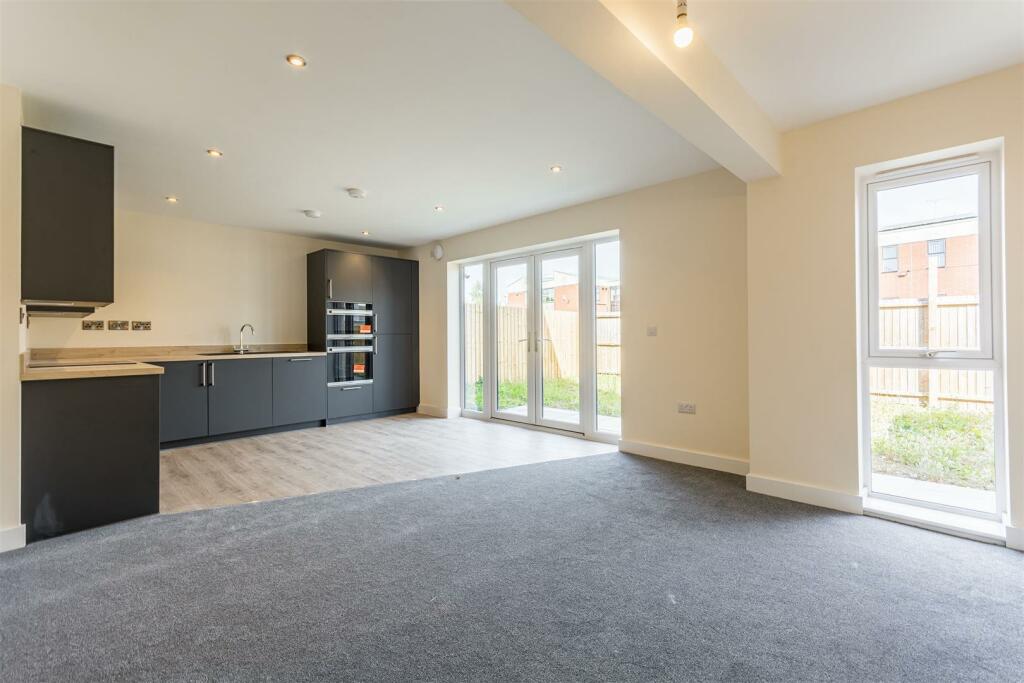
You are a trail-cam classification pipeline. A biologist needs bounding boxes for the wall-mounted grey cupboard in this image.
[156,355,326,446]
[22,127,114,314]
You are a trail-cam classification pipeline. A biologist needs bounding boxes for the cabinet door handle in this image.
[200,362,206,387]
[341,386,362,391]
[209,361,215,387]
[289,357,312,362]
[328,278,333,300]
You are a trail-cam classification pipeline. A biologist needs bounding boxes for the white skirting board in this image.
[0,524,25,553]
[745,474,864,514]
[416,404,460,419]
[1007,524,1024,552]
[618,440,750,476]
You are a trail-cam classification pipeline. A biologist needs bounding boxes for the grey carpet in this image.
[1,452,1021,682]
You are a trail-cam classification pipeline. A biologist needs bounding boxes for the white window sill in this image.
[864,496,1005,546]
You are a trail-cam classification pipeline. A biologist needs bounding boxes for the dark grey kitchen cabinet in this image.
[208,359,273,436]
[158,356,327,445]
[22,375,158,543]
[156,361,209,442]
[326,250,372,303]
[373,334,418,412]
[22,127,114,306]
[328,384,374,419]
[273,356,326,426]
[371,256,418,334]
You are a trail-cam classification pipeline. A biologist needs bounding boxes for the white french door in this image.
[462,238,618,440]
[491,256,535,424]
[488,248,588,431]
[535,247,588,431]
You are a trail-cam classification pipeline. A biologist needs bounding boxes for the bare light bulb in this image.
[673,22,694,48]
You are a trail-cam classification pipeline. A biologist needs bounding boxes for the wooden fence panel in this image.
[462,304,622,385]
[873,298,989,407]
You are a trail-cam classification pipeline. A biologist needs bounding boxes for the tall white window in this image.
[861,154,1004,519]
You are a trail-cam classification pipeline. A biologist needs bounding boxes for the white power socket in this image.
[677,402,696,415]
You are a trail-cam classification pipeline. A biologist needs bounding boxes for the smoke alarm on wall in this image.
[431,244,445,261]
[346,188,367,199]
[302,209,322,219]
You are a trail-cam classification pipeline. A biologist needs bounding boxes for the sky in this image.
[877,174,978,229]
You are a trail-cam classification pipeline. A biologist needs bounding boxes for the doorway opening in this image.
[460,236,621,442]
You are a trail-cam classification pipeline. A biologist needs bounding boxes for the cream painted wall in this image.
[747,66,1024,525]
[403,169,749,463]
[29,210,397,349]
[0,85,27,549]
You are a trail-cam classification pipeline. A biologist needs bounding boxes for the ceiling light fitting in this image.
[206,148,224,158]
[346,187,367,199]
[433,205,445,213]
[673,0,694,48]
[361,230,370,236]
[286,54,307,68]
[164,195,179,204]
[303,209,322,219]
[549,164,563,174]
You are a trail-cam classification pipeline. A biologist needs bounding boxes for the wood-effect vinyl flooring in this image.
[160,414,613,513]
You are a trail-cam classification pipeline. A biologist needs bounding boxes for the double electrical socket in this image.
[677,402,697,415]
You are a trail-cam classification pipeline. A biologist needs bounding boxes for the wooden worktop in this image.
[22,345,326,381]
[20,355,164,382]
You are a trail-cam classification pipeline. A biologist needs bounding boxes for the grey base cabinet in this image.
[273,356,327,426]
[157,356,326,445]
[22,375,159,542]
[208,359,273,436]
[328,384,374,419]
[157,361,208,442]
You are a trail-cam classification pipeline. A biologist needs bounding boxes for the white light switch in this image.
[646,325,658,337]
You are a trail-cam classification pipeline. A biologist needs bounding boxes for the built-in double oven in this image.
[327,302,374,387]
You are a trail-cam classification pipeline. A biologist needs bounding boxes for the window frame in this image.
[859,151,1005,521]
[880,245,899,273]
[926,238,947,268]
[459,261,489,416]
[865,159,995,361]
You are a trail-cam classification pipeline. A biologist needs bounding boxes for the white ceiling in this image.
[0,2,718,247]
[692,0,1024,130]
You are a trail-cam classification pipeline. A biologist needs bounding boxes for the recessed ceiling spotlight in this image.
[206,148,224,158]
[285,54,307,68]
[433,205,445,213]
[164,195,179,204]
[346,187,367,199]
[361,230,370,236]
[303,209,322,219]
[549,164,563,174]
